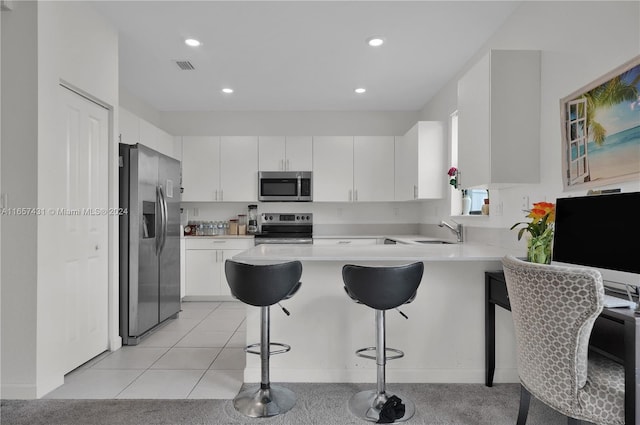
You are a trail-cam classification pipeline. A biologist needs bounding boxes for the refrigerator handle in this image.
[155,186,162,255]
[159,185,168,254]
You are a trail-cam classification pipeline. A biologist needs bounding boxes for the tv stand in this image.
[485,271,639,425]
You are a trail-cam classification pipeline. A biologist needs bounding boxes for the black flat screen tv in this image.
[552,191,640,288]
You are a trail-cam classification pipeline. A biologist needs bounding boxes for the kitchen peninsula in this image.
[232,242,523,385]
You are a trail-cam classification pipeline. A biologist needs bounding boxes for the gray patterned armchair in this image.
[501,255,625,425]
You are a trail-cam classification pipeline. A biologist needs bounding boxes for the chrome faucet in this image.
[439,220,463,243]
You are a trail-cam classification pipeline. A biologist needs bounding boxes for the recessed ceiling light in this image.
[185,38,201,47]
[366,37,385,47]
[355,88,366,94]
[222,88,234,94]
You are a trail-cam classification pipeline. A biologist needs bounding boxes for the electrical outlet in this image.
[193,207,199,217]
[521,196,529,211]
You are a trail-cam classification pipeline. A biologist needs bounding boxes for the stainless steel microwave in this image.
[258,171,312,202]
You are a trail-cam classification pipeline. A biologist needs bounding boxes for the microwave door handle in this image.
[297,175,302,201]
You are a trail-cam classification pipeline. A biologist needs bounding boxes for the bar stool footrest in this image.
[355,346,404,361]
[245,342,291,356]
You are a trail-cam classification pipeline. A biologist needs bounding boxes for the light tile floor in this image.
[44,301,247,400]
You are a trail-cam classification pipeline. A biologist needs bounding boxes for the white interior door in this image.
[59,86,109,373]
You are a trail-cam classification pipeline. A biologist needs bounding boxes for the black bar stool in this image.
[225,259,302,418]
[342,262,424,423]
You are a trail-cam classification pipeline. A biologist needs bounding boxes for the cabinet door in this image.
[220,136,258,201]
[285,136,312,171]
[119,107,140,144]
[395,130,418,201]
[220,249,244,297]
[354,136,395,201]
[415,121,445,199]
[458,53,490,189]
[181,136,221,201]
[185,250,221,296]
[258,136,286,171]
[313,136,353,201]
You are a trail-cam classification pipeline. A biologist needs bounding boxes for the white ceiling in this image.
[91,1,521,112]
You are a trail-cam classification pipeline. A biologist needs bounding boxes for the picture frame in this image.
[559,55,640,191]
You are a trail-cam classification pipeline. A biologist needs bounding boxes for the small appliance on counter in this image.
[248,204,258,234]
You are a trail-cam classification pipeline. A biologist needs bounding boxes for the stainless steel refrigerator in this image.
[119,143,181,345]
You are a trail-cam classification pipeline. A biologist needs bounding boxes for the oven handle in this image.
[255,238,313,246]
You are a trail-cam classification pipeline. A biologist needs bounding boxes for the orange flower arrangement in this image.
[511,201,555,240]
[511,201,556,264]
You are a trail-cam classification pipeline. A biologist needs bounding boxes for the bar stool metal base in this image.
[233,385,296,418]
[348,390,415,423]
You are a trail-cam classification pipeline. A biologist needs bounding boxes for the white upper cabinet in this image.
[181,136,221,202]
[313,136,354,201]
[220,136,259,201]
[313,136,395,202]
[457,50,540,189]
[258,136,312,171]
[354,136,395,201]
[182,136,258,202]
[394,121,445,201]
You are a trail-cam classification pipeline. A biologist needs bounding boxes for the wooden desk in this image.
[485,271,639,425]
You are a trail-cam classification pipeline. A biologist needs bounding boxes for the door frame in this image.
[60,80,121,351]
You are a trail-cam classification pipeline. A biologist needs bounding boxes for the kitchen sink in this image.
[415,240,456,244]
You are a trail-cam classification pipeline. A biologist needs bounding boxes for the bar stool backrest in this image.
[225,260,302,307]
[342,262,424,310]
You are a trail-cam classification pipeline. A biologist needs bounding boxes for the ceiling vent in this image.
[175,60,195,71]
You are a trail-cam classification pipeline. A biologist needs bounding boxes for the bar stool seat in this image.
[225,260,302,418]
[342,262,424,423]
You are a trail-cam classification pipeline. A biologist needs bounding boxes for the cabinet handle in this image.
[286,159,290,171]
[338,240,351,244]
[280,159,284,171]
[214,190,218,201]
[354,189,358,201]
[413,185,417,199]
[348,190,352,201]
[220,189,223,201]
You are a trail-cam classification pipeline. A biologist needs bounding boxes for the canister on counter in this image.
[238,214,247,235]
[229,219,238,235]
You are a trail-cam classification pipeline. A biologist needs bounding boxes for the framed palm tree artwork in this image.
[559,55,640,191]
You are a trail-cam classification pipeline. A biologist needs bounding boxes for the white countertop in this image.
[233,241,522,262]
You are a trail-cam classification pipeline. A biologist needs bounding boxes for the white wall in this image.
[36,1,119,397]
[418,1,640,249]
[1,0,38,398]
[1,1,119,398]
[159,110,419,137]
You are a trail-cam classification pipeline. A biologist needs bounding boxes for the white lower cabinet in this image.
[184,238,253,300]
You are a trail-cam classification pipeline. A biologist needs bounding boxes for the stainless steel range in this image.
[253,213,313,245]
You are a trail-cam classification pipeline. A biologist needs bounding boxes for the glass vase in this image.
[527,232,553,264]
